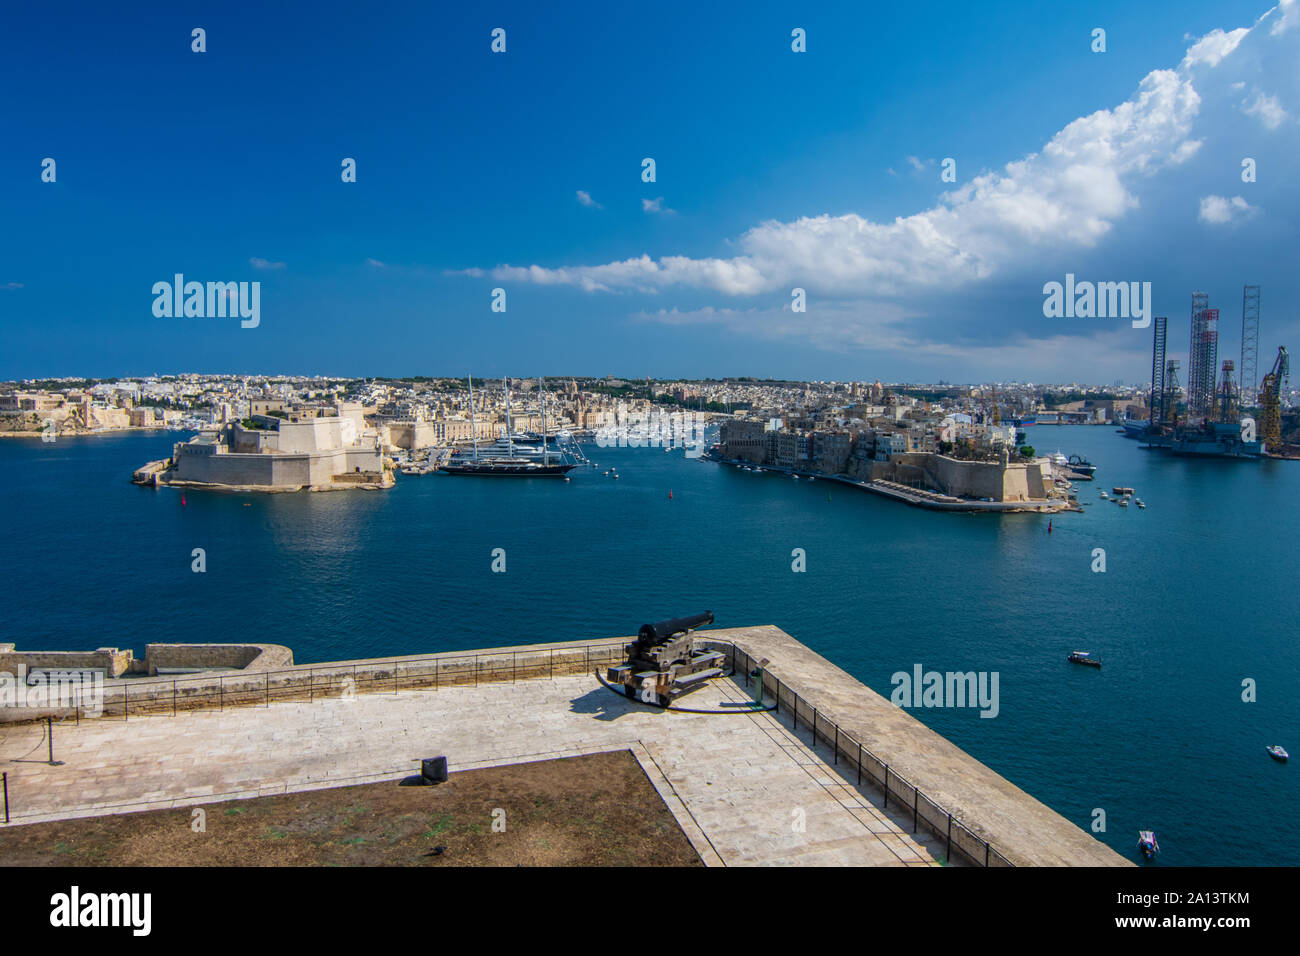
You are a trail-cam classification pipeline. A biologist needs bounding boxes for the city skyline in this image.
[2,1,1297,384]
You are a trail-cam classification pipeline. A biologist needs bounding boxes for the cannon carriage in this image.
[606,611,724,706]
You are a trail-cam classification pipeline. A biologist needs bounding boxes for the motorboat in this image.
[1267,745,1289,762]
[1067,651,1102,668]
[1137,831,1160,860]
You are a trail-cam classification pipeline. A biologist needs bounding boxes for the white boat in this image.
[1100,491,1109,499]
[1119,498,1128,508]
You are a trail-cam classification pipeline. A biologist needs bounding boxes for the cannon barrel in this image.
[638,611,714,644]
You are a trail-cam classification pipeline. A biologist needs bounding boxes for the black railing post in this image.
[833,725,838,765]
[811,707,817,747]
[882,765,889,809]
[913,790,918,833]
[2,771,8,823]
[46,716,54,765]
[174,679,178,717]
[985,843,990,867]
[946,814,952,862]
[857,743,862,785]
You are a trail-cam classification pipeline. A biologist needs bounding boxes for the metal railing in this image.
[75,641,627,722]
[42,636,1012,865]
[721,643,1014,868]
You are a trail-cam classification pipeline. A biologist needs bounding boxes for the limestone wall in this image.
[143,643,293,675]
[0,647,133,678]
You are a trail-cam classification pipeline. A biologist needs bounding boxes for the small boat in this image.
[1100,491,1109,499]
[1266,745,1289,762]
[1067,454,1097,477]
[1068,651,1102,667]
[1113,486,1135,496]
[1119,498,1128,508]
[1136,499,1146,509]
[613,474,620,480]
[1137,831,1159,860]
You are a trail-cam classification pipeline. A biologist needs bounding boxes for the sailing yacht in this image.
[438,376,576,477]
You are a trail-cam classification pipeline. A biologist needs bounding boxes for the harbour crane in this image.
[1258,346,1290,452]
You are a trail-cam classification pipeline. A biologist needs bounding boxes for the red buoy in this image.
[181,494,186,507]
[668,490,673,499]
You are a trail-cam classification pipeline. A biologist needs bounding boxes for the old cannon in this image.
[606,611,725,706]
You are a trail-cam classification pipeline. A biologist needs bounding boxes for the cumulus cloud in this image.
[576,190,602,209]
[630,303,1150,379]
[464,6,1294,330]
[365,258,386,267]
[3,282,22,290]
[1198,194,1257,224]
[249,257,286,270]
[642,197,675,215]
[1180,27,1249,67]
[1242,89,1289,127]
[474,66,1202,298]
[1271,0,1298,35]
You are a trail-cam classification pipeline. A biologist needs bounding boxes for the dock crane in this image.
[1259,346,1290,452]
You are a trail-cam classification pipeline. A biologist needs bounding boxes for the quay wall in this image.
[875,453,1051,502]
[704,626,1127,866]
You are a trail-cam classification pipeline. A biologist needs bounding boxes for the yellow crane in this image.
[1259,346,1290,452]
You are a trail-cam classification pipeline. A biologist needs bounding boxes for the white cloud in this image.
[463,5,1296,369]
[1242,89,1289,128]
[630,303,1150,379]
[905,155,929,172]
[1198,194,1256,224]
[1180,27,1249,67]
[477,66,1201,298]
[642,197,676,215]
[2,282,22,290]
[249,257,286,270]
[1271,0,1298,35]
[576,190,603,209]
[365,258,386,268]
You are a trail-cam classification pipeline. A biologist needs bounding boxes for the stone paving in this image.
[0,671,946,867]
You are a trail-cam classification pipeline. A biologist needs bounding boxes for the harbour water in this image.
[2,426,1297,865]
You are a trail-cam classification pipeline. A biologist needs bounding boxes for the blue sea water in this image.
[2,426,1297,865]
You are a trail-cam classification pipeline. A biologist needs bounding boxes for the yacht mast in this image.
[505,378,515,457]
[541,376,549,465]
[468,375,479,460]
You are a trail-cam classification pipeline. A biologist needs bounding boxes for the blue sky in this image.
[2,0,1297,384]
